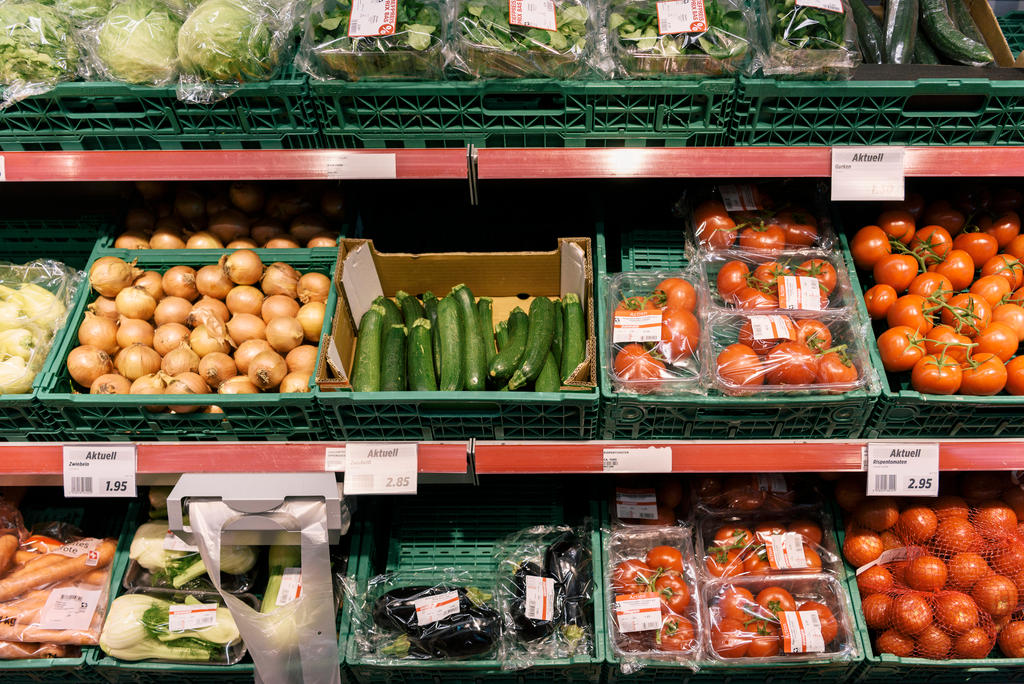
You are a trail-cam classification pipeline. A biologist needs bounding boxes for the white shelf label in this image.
[63,445,136,498]
[796,0,843,12]
[325,447,346,472]
[656,0,708,34]
[324,154,397,180]
[525,575,555,621]
[603,447,672,473]
[348,0,398,37]
[169,603,219,632]
[831,147,905,201]
[38,588,101,630]
[414,590,460,626]
[866,442,938,497]
[343,443,417,495]
[509,0,557,30]
[276,568,303,606]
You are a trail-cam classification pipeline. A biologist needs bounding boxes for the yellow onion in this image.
[261,294,299,322]
[136,181,168,201]
[153,323,190,356]
[227,313,266,346]
[266,191,309,220]
[227,238,258,249]
[115,286,157,321]
[90,256,141,297]
[133,271,164,300]
[78,312,119,356]
[220,249,263,286]
[90,373,131,394]
[149,227,186,249]
[230,182,265,213]
[196,264,233,300]
[153,296,192,327]
[188,297,230,328]
[206,194,231,217]
[161,342,200,376]
[166,372,209,413]
[297,273,330,304]
[289,214,328,242]
[208,210,249,244]
[162,266,199,301]
[307,233,337,248]
[265,317,303,353]
[115,343,161,381]
[130,371,170,412]
[114,231,151,250]
[248,350,287,390]
[264,237,300,249]
[125,207,156,233]
[174,188,205,223]
[186,231,223,249]
[198,352,236,389]
[261,262,299,299]
[250,220,284,245]
[233,339,271,374]
[67,345,113,387]
[297,302,326,342]
[279,371,310,393]
[219,376,260,394]
[88,296,119,320]
[226,286,264,316]
[190,324,230,356]
[117,317,155,350]
[285,345,318,374]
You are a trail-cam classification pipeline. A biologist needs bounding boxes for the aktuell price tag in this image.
[63,445,136,498]
[343,442,417,495]
[866,442,939,497]
[831,147,905,202]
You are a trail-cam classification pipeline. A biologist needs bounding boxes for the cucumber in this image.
[508,297,556,391]
[450,284,485,391]
[561,292,586,383]
[947,0,985,45]
[423,291,441,380]
[351,304,385,392]
[850,0,885,63]
[496,320,509,351]
[379,324,407,392]
[913,26,942,62]
[884,0,918,64]
[920,0,993,65]
[407,319,437,391]
[373,295,403,330]
[534,351,560,392]
[396,290,425,327]
[551,297,563,368]
[436,295,463,391]
[489,307,528,384]
[476,297,497,366]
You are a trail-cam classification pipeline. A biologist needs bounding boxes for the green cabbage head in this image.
[98,0,181,84]
[177,0,276,81]
[0,1,79,86]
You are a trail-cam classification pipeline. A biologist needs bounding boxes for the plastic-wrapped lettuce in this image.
[299,0,443,80]
[37,0,111,25]
[757,0,860,78]
[94,0,181,84]
[451,0,593,78]
[0,1,80,106]
[608,0,752,77]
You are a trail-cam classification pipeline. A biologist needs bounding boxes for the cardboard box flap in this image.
[560,240,586,306]
[342,242,384,327]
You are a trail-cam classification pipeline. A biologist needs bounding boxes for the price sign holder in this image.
[830,147,905,202]
[603,447,672,473]
[343,443,418,495]
[866,442,939,497]
[63,444,136,498]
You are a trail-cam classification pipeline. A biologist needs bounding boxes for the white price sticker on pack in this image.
[525,576,555,621]
[613,309,663,343]
[866,442,939,497]
[276,568,303,606]
[615,488,659,520]
[615,593,663,633]
[796,0,843,12]
[39,588,102,630]
[780,610,826,653]
[749,315,794,341]
[414,590,461,626]
[509,0,557,30]
[765,532,808,570]
[778,276,823,310]
[718,184,760,211]
[656,0,707,34]
[169,603,219,632]
[348,0,398,36]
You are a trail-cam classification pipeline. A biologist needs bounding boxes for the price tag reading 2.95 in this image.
[343,443,418,495]
[866,442,939,497]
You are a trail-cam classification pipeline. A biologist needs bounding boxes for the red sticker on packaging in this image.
[764,532,808,570]
[275,567,302,606]
[348,0,398,37]
[748,315,795,341]
[413,590,461,626]
[509,0,558,30]
[719,184,760,211]
[615,592,663,633]
[525,576,555,621]
[780,610,826,653]
[778,276,823,310]
[613,309,663,343]
[615,488,659,520]
[168,603,218,632]
[656,0,707,34]
[796,0,844,12]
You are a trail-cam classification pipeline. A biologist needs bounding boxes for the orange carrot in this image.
[0,539,115,601]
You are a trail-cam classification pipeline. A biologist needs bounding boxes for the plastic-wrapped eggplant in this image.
[508,561,559,642]
[372,585,500,659]
[543,530,593,638]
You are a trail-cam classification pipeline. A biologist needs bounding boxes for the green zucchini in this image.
[534,351,560,392]
[450,284,485,391]
[913,26,942,62]
[373,295,403,330]
[396,290,426,327]
[561,292,586,383]
[436,295,463,391]
[920,0,993,65]
[423,291,441,380]
[407,318,437,391]
[947,0,985,45]
[489,307,528,384]
[551,297,563,368]
[508,297,556,391]
[496,320,510,351]
[351,304,385,392]
[380,324,407,392]
[476,297,497,366]
[851,0,885,63]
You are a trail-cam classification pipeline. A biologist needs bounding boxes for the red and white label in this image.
[275,568,303,606]
[525,576,555,621]
[749,315,795,341]
[413,590,460,626]
[780,610,826,653]
[168,603,218,632]
[615,592,663,633]
[615,488,659,520]
[656,0,707,34]
[778,276,823,310]
[765,532,808,570]
[719,184,760,212]
[509,0,557,30]
[38,588,101,630]
[613,309,663,343]
[796,0,844,12]
[348,0,398,37]
[757,474,787,493]
[856,546,917,576]
[53,539,101,567]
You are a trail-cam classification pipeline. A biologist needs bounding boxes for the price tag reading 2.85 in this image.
[866,442,939,497]
[343,443,418,495]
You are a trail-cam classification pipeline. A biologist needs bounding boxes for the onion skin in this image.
[78,312,119,357]
[153,323,190,356]
[297,301,326,342]
[207,210,249,244]
[261,294,299,322]
[67,345,114,387]
[248,350,287,390]
[285,345,318,374]
[117,317,155,350]
[153,296,193,327]
[297,273,330,304]
[198,352,236,389]
[175,188,206,222]
[190,325,230,356]
[166,372,209,413]
[226,286,264,317]
[161,343,200,376]
[230,182,265,214]
[261,262,299,299]
[114,232,151,250]
[250,221,284,245]
[130,372,169,412]
[162,266,199,302]
[289,213,328,242]
[136,181,168,201]
[227,238,259,249]
[196,264,233,299]
[264,237,300,249]
[220,250,263,286]
[279,371,310,393]
[149,229,186,249]
[125,207,156,233]
[307,233,337,248]
[90,373,131,394]
[189,297,230,327]
[90,256,140,298]
[233,339,272,374]
[186,232,223,249]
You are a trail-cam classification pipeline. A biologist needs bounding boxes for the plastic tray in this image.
[999,11,1024,55]
[598,222,876,439]
[38,246,335,441]
[343,482,605,684]
[311,80,735,149]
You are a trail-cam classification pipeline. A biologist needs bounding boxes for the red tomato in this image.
[887,294,935,333]
[851,225,893,269]
[877,325,926,372]
[913,353,964,394]
[998,621,1024,657]
[754,521,788,540]
[734,287,779,310]
[747,632,782,658]
[756,586,796,617]
[717,261,750,297]
[972,574,1018,617]
[799,601,839,643]
[788,520,823,545]
[862,594,894,630]
[764,341,818,385]
[865,284,898,320]
[982,254,1024,290]
[775,210,819,247]
[716,343,766,387]
[953,231,999,268]
[942,293,992,338]
[816,351,859,386]
[879,209,917,244]
[911,225,954,265]
[646,545,685,573]
[695,200,738,250]
[711,618,750,658]
[874,254,920,294]
[614,344,665,394]
[739,223,786,252]
[654,571,691,613]
[720,586,757,622]
[992,303,1024,342]
[1007,356,1024,395]
[1008,234,1024,260]
[893,593,933,635]
[955,626,995,659]
[922,200,967,234]
[743,549,771,575]
[660,309,700,363]
[858,565,895,596]
[654,278,697,312]
[657,614,696,652]
[908,272,955,303]
[974,323,1017,362]
[796,319,832,351]
[877,629,915,657]
[796,259,838,295]
[713,526,755,547]
[935,518,981,554]
[970,274,1013,308]
[924,325,972,364]
[906,555,949,592]
[929,249,976,291]
[751,261,792,295]
[738,317,797,354]
[843,528,883,567]
[856,496,900,531]
[983,212,1021,248]
[897,506,939,543]
[613,559,655,593]
[948,552,993,591]
[960,353,1009,396]
[706,548,743,578]
[916,623,953,659]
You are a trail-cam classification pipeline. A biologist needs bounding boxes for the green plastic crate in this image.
[343,483,606,684]
[39,247,336,441]
[999,12,1024,55]
[0,498,137,683]
[2,217,110,270]
[598,223,876,439]
[733,76,1024,146]
[0,68,320,151]
[312,80,736,148]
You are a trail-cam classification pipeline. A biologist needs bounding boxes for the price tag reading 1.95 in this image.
[63,445,137,498]
[343,443,418,495]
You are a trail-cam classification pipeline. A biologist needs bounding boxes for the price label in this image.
[509,0,557,30]
[757,474,788,493]
[778,276,823,310]
[866,442,939,497]
[275,567,303,606]
[38,588,101,630]
[413,590,461,626]
[780,610,826,653]
[612,309,663,343]
[615,592,663,633]
[615,488,659,520]
[749,315,794,341]
[525,575,555,621]
[831,147,905,202]
[53,539,101,566]
[163,530,199,553]
[656,0,707,34]
[324,447,346,472]
[765,532,808,570]
[718,184,760,211]
[348,0,398,36]
[796,0,843,11]
[603,447,672,473]
[323,154,397,180]
[168,603,219,632]
[343,442,417,495]
[63,445,136,498]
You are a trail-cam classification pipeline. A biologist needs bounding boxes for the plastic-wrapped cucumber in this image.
[884,0,917,64]
[850,0,884,63]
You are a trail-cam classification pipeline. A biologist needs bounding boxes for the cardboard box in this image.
[316,237,596,392]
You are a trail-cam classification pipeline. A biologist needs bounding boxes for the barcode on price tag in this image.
[778,276,823,310]
[656,0,707,34]
[749,315,794,341]
[615,488,659,520]
[63,445,136,498]
[615,593,662,633]
[413,590,461,626]
[163,530,199,552]
[276,567,303,606]
[343,442,417,495]
[53,539,101,566]
[613,309,662,343]
[718,184,760,211]
[348,0,398,36]
[169,603,219,632]
[796,0,843,12]
[509,0,557,30]
[866,442,938,497]
[780,610,826,653]
[525,576,555,621]
[765,532,807,570]
[38,588,101,630]
[603,447,672,473]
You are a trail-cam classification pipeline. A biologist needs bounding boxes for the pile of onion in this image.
[72,251,329,410]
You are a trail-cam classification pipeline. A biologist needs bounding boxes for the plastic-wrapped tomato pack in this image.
[606,526,702,672]
[692,474,825,517]
[605,270,704,395]
[697,511,841,580]
[704,573,858,661]
[707,311,877,395]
